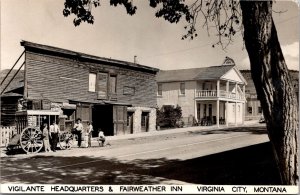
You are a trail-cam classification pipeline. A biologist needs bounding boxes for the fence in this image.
[0,126,16,147]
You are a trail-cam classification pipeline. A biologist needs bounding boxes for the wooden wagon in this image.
[6,110,74,154]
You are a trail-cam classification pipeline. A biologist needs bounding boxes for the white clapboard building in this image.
[156,57,247,127]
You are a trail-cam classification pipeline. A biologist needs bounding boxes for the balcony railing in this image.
[196,90,245,100]
[196,90,217,97]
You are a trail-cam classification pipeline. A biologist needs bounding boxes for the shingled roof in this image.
[156,65,235,82]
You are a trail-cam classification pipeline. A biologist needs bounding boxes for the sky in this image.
[1,0,299,71]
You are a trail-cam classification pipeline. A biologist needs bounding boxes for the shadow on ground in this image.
[4,126,267,155]
[1,142,280,185]
[188,126,267,136]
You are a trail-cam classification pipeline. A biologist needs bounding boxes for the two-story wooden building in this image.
[240,69,299,121]
[1,41,159,136]
[156,58,247,127]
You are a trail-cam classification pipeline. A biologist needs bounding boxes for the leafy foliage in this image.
[63,0,136,26]
[63,0,242,49]
[63,0,99,26]
[150,0,192,23]
[156,105,182,128]
[110,0,137,15]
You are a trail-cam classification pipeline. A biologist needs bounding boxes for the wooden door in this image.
[113,105,127,135]
[76,104,92,128]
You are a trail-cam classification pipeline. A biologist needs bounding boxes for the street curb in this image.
[104,122,265,141]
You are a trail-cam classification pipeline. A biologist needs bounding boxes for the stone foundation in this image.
[128,107,156,133]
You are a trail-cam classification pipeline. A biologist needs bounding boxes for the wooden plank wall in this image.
[25,51,157,107]
[1,97,19,126]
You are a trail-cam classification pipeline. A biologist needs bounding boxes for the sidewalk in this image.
[104,120,263,141]
[0,120,264,154]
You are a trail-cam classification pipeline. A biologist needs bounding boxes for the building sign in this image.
[27,116,37,126]
[42,100,51,110]
[123,86,135,95]
[97,73,108,99]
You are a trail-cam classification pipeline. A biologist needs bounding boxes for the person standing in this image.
[87,121,93,147]
[49,121,60,152]
[73,118,83,147]
[42,123,51,152]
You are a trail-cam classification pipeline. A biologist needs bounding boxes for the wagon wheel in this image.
[59,132,74,150]
[20,126,43,154]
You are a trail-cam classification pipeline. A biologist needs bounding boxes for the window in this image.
[248,107,252,114]
[110,75,117,94]
[180,82,185,95]
[97,72,108,99]
[157,83,162,96]
[258,107,262,113]
[88,73,96,92]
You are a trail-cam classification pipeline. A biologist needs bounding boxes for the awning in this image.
[62,102,76,109]
[103,101,132,106]
[67,99,131,106]
[0,92,23,97]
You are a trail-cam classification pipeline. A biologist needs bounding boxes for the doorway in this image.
[141,112,149,132]
[92,105,113,136]
[127,111,134,134]
[113,105,127,135]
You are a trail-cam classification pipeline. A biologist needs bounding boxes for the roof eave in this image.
[21,40,159,73]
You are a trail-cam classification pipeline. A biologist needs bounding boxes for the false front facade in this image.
[1,41,159,136]
[156,58,247,127]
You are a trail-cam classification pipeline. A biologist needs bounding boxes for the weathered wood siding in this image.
[25,51,157,108]
[0,97,19,126]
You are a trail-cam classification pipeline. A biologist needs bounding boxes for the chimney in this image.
[134,55,137,64]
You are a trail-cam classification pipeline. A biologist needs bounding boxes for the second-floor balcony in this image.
[196,90,245,100]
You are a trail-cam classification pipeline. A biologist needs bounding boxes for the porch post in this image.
[243,85,246,100]
[226,81,229,98]
[225,101,228,126]
[242,84,246,125]
[235,102,238,126]
[217,80,220,97]
[217,99,220,127]
[194,100,197,123]
[242,102,245,125]
[235,83,238,99]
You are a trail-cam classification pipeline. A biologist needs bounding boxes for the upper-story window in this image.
[157,83,162,96]
[180,82,185,95]
[110,75,117,94]
[258,107,262,113]
[90,72,118,99]
[88,73,96,92]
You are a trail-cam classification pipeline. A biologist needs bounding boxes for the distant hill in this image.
[0,69,24,94]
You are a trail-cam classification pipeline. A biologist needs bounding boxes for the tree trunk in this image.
[240,0,298,185]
